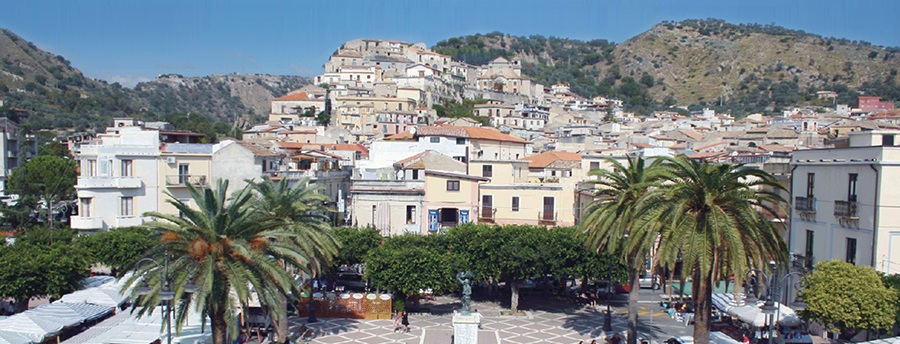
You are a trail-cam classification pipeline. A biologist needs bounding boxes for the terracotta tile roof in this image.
[277,142,369,157]
[679,129,703,141]
[274,92,311,101]
[757,145,795,152]
[520,151,582,168]
[689,151,727,159]
[394,150,430,166]
[416,125,527,144]
[695,141,728,151]
[632,143,654,148]
[385,131,414,140]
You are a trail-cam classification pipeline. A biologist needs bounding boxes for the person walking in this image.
[392,310,401,332]
[401,311,410,333]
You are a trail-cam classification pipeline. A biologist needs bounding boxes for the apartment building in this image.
[790,130,900,273]
[72,122,273,232]
[471,151,584,227]
[350,150,484,236]
[0,117,38,193]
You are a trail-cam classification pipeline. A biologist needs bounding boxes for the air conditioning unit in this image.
[166,157,177,164]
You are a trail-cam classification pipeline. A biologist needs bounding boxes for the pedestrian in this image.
[401,311,410,333]
[392,311,401,332]
[611,333,623,344]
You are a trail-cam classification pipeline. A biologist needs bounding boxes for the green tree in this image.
[332,226,382,268]
[248,177,340,343]
[125,180,334,344]
[803,261,897,336]
[0,237,90,313]
[642,156,788,344]
[364,234,458,301]
[581,155,663,344]
[7,154,77,205]
[74,227,157,276]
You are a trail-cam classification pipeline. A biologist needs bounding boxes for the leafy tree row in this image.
[336,224,625,313]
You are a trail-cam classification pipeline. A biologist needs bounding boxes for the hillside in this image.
[0,28,309,132]
[434,19,900,114]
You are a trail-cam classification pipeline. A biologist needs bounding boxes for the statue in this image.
[456,271,474,315]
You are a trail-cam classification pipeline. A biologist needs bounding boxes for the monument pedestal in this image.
[452,313,481,344]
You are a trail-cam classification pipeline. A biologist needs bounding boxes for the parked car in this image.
[333,273,367,292]
[638,272,661,290]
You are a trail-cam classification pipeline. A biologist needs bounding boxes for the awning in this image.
[59,286,127,308]
[0,312,65,343]
[62,306,210,344]
[0,330,33,344]
[31,302,113,324]
[729,302,800,327]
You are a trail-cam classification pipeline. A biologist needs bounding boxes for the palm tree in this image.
[641,156,788,344]
[580,155,663,344]
[248,177,340,342]
[124,180,334,344]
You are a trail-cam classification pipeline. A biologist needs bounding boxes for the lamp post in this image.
[135,253,198,344]
[603,261,613,332]
[745,261,777,343]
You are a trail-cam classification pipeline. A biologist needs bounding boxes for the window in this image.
[86,159,97,177]
[430,137,440,143]
[482,165,493,178]
[542,197,555,220]
[412,169,419,180]
[120,197,134,216]
[80,198,92,217]
[481,195,493,218]
[178,164,190,184]
[846,238,857,265]
[590,162,600,171]
[456,138,466,145]
[446,180,460,191]
[99,159,111,176]
[453,156,467,163]
[884,134,895,146]
[121,160,133,177]
[848,173,858,202]
[806,173,815,197]
[805,230,815,266]
[512,196,520,212]
[406,205,416,224]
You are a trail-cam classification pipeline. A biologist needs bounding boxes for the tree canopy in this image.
[7,154,77,204]
[803,261,897,334]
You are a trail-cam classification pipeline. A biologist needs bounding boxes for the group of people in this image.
[391,310,410,333]
[576,333,624,344]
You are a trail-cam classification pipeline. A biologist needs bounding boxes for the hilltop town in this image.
[49,37,897,276]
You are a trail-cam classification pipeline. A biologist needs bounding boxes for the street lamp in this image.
[603,261,613,332]
[745,261,777,343]
[135,253,198,344]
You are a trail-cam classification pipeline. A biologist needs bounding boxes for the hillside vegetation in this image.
[0,28,309,133]
[434,19,900,115]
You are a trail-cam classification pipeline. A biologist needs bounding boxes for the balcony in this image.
[538,211,557,225]
[71,216,103,230]
[265,170,315,180]
[77,176,142,189]
[794,196,816,213]
[834,200,859,219]
[165,175,207,187]
[115,216,143,228]
[479,207,496,223]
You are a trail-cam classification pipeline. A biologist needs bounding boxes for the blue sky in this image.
[2,0,897,87]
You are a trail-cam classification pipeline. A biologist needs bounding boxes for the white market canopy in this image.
[0,312,65,343]
[59,286,127,308]
[858,337,900,344]
[62,306,211,344]
[712,293,801,327]
[29,302,113,325]
[0,331,33,344]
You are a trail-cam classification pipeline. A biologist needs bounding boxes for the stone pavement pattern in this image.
[288,293,693,344]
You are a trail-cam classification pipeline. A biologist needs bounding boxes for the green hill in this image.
[433,19,900,115]
[0,28,309,133]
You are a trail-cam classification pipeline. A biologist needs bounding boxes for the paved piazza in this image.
[288,290,693,344]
